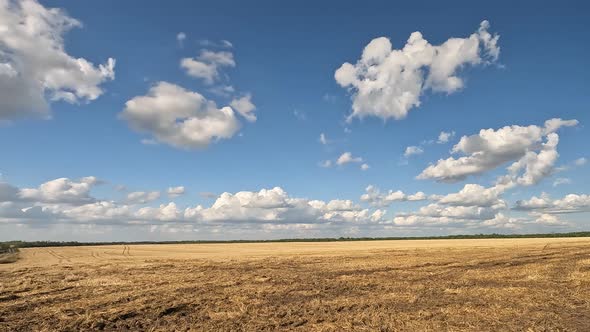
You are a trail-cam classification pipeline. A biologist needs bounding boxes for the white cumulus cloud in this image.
[120,82,243,149]
[335,21,499,121]
[360,185,428,207]
[180,50,235,84]
[437,131,455,144]
[0,0,116,120]
[404,146,424,157]
[418,118,578,183]
[515,193,590,214]
[336,152,363,166]
[167,186,185,198]
[19,176,99,205]
[0,176,585,235]
[230,94,256,122]
[126,191,160,205]
[437,183,507,208]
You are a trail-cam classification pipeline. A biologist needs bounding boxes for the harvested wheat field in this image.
[1,238,590,331]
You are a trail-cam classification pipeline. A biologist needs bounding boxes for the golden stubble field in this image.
[1,238,590,331]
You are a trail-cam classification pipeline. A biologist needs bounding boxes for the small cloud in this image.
[437,131,455,144]
[293,109,306,121]
[199,192,217,199]
[336,152,363,166]
[208,85,235,97]
[181,50,235,84]
[421,139,435,145]
[221,40,233,48]
[535,213,568,226]
[230,94,256,122]
[321,153,366,169]
[198,39,214,47]
[404,146,423,157]
[322,93,337,103]
[319,133,329,145]
[167,186,185,198]
[141,138,159,145]
[176,32,186,47]
[553,178,571,187]
[397,158,409,166]
[126,191,161,204]
[198,39,233,48]
[114,185,127,192]
[556,157,588,172]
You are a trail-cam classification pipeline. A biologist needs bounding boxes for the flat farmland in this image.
[1,238,590,331]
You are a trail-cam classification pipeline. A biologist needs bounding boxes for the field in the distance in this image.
[1,238,590,331]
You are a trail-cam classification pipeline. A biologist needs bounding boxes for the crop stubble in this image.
[1,238,589,331]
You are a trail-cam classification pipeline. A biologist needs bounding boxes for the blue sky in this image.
[0,0,588,241]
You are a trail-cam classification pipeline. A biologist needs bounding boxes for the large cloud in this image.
[125,39,257,150]
[392,183,517,228]
[0,182,20,202]
[56,201,132,223]
[19,176,99,205]
[418,118,578,183]
[514,193,590,214]
[1,176,584,235]
[393,204,499,226]
[335,21,499,121]
[0,201,57,224]
[0,0,115,121]
[0,176,102,223]
[135,203,181,222]
[0,178,387,226]
[390,180,582,228]
[190,187,383,224]
[437,183,507,208]
[120,82,244,149]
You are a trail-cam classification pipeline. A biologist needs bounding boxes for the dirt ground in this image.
[1,238,590,331]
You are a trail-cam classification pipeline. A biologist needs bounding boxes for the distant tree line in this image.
[0,242,19,254]
[1,231,590,249]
